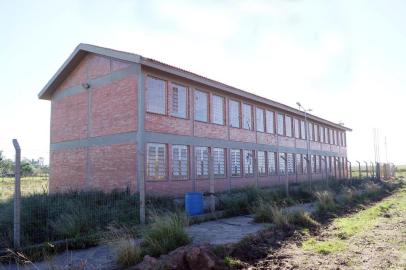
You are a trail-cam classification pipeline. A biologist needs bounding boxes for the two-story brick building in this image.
[38,44,351,196]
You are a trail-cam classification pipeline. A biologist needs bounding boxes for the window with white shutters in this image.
[172,145,188,178]
[266,110,275,134]
[146,77,166,114]
[229,100,240,128]
[243,150,254,176]
[213,148,225,177]
[195,90,208,122]
[171,84,187,118]
[277,113,284,135]
[267,152,276,175]
[242,104,253,130]
[212,95,224,125]
[257,151,266,176]
[287,153,295,174]
[279,153,286,175]
[147,143,166,180]
[286,116,292,137]
[296,154,303,174]
[195,147,209,177]
[255,108,265,132]
[230,149,241,176]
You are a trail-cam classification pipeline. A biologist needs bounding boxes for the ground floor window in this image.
[195,146,209,178]
[231,149,241,176]
[296,154,303,174]
[287,153,295,175]
[257,151,266,176]
[147,143,166,180]
[268,152,276,175]
[172,145,188,179]
[279,153,286,176]
[213,148,225,177]
[243,150,254,176]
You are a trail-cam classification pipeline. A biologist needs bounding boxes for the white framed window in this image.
[300,120,306,139]
[229,100,240,128]
[294,118,300,139]
[296,154,303,174]
[315,155,320,173]
[309,123,314,141]
[287,153,295,175]
[146,77,166,114]
[194,90,208,122]
[285,116,292,137]
[325,128,330,144]
[329,129,334,145]
[172,145,188,178]
[279,152,286,175]
[195,146,209,177]
[255,108,265,132]
[268,152,276,175]
[147,143,166,180]
[319,126,324,143]
[212,95,224,125]
[303,155,308,174]
[230,149,241,176]
[243,150,254,176]
[266,110,275,134]
[171,83,187,118]
[314,124,319,142]
[277,113,284,136]
[257,151,266,176]
[242,104,253,130]
[311,155,316,173]
[213,148,225,177]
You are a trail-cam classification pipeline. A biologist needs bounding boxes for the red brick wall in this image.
[194,122,228,140]
[229,128,256,143]
[145,113,192,136]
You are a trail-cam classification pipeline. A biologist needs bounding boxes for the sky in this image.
[0,0,405,164]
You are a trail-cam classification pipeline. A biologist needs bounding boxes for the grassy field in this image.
[0,176,48,202]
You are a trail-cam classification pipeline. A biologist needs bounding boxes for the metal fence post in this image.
[13,139,21,249]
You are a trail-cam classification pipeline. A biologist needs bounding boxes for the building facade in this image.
[39,44,351,196]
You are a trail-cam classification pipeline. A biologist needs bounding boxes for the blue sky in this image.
[1,0,405,164]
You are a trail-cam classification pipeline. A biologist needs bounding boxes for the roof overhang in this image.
[38,43,352,132]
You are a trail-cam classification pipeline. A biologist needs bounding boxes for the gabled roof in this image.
[38,43,352,131]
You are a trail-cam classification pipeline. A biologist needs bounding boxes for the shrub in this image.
[142,212,190,257]
[269,205,291,229]
[219,193,250,216]
[288,210,319,228]
[252,199,273,223]
[363,182,381,198]
[314,190,336,213]
[336,187,357,205]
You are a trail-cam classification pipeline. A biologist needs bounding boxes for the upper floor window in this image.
[277,113,284,136]
[212,95,224,125]
[194,90,208,122]
[330,129,334,145]
[243,150,254,176]
[266,110,275,134]
[314,124,319,142]
[172,145,188,178]
[229,100,240,128]
[319,126,324,143]
[285,116,292,137]
[255,108,265,132]
[147,143,166,180]
[195,146,209,177]
[325,128,330,144]
[300,120,306,139]
[294,118,300,139]
[213,148,225,177]
[146,77,166,114]
[171,83,187,118]
[308,122,314,141]
[257,151,266,176]
[230,149,241,176]
[242,104,253,130]
[268,152,276,175]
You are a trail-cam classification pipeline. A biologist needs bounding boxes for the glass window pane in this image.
[266,111,274,133]
[229,100,240,128]
[147,143,166,180]
[287,153,295,174]
[319,126,324,143]
[277,113,284,135]
[285,116,292,137]
[231,149,241,176]
[243,150,254,176]
[242,104,253,130]
[279,153,286,175]
[294,118,300,139]
[267,152,276,175]
[195,146,208,177]
[309,123,314,141]
[255,108,264,132]
[146,77,166,114]
[171,84,187,118]
[212,95,224,125]
[301,120,306,139]
[314,124,319,142]
[213,148,225,177]
[172,145,188,178]
[194,90,208,122]
[296,154,303,174]
[257,151,266,176]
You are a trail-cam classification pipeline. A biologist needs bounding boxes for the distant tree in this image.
[21,160,34,176]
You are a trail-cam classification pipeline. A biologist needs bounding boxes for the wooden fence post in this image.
[12,139,21,249]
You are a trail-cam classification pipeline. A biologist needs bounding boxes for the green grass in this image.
[302,238,346,254]
[0,176,48,202]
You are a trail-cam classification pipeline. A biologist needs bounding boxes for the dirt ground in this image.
[245,185,406,270]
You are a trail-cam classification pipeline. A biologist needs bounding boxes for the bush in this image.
[363,182,381,198]
[252,199,273,223]
[314,190,336,214]
[219,193,250,216]
[142,212,190,257]
[269,205,291,229]
[288,210,319,228]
